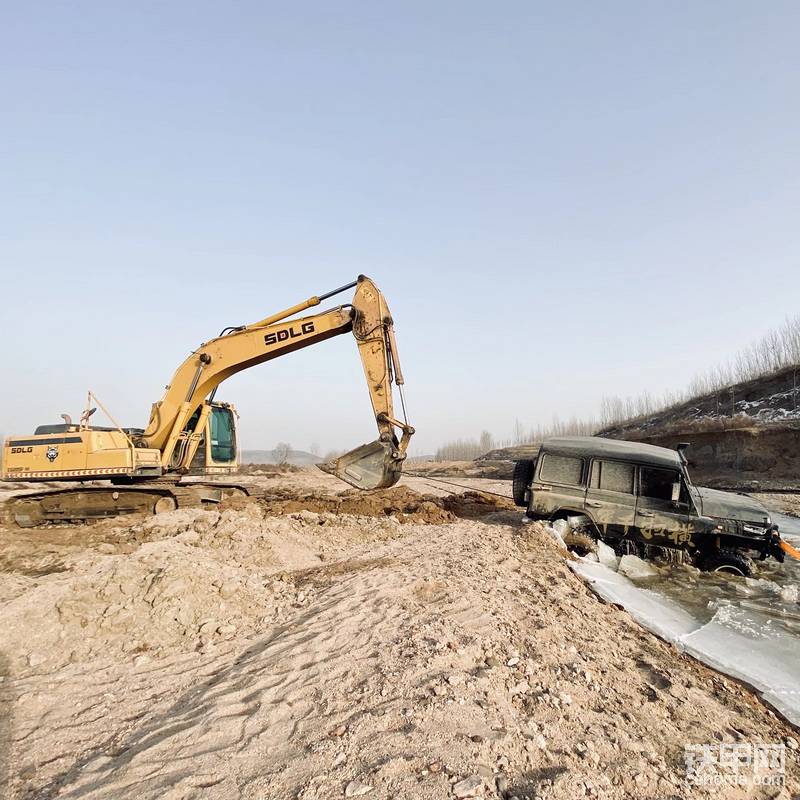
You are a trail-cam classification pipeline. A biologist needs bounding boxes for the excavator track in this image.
[2,481,261,528]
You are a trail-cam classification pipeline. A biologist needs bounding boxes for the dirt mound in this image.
[0,523,305,672]
[238,462,302,475]
[4,468,800,800]
[408,460,517,479]
[441,490,516,517]
[10,512,800,800]
[0,502,421,673]
[258,486,513,523]
[259,487,454,523]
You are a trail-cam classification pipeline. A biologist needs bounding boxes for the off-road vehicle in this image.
[512,436,791,577]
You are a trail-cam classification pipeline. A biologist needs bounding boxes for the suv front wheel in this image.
[700,549,754,577]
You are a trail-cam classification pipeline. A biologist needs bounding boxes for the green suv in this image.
[512,436,789,577]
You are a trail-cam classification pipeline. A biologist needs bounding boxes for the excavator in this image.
[2,276,414,527]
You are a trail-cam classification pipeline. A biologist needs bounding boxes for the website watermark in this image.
[684,742,786,787]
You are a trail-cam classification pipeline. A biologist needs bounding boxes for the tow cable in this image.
[404,474,514,501]
[780,539,800,561]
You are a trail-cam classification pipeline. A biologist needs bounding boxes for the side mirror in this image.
[671,482,682,502]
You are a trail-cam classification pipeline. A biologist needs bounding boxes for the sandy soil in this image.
[754,493,800,520]
[1,468,797,800]
[406,461,515,480]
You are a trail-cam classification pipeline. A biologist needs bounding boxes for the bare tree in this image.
[434,438,485,461]
[435,415,602,460]
[309,442,321,456]
[273,442,292,465]
[529,414,598,442]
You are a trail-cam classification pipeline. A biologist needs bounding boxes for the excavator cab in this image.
[185,403,239,475]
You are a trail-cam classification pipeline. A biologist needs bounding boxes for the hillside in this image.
[600,365,800,487]
[601,364,800,437]
[444,366,800,487]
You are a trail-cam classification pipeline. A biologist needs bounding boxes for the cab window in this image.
[590,460,634,494]
[639,466,687,503]
[210,408,236,463]
[538,454,584,486]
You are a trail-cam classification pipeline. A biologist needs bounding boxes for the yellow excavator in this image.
[2,276,414,526]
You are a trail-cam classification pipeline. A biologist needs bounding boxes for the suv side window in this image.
[590,460,634,494]
[639,466,679,501]
[639,466,688,504]
[538,454,584,486]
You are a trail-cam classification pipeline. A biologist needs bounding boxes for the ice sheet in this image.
[570,561,699,640]
[570,559,800,727]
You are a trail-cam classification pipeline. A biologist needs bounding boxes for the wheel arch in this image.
[549,506,587,521]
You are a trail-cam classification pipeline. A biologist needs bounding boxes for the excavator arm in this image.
[139,276,414,490]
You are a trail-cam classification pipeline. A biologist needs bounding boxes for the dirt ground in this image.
[754,492,800,519]
[1,468,798,800]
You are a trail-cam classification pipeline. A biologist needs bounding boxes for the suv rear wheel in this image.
[512,459,536,507]
[700,549,754,577]
[562,530,597,556]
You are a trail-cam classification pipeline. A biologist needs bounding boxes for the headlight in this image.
[710,518,740,535]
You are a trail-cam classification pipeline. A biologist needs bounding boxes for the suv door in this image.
[635,465,693,549]
[584,459,636,537]
[530,452,586,518]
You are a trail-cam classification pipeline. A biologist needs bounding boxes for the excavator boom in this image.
[140,275,413,489]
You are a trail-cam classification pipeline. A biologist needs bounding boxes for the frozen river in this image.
[627,510,800,635]
[572,506,800,725]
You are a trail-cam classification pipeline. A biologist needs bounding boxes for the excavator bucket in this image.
[322,440,403,490]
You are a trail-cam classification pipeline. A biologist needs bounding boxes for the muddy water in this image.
[627,511,800,642]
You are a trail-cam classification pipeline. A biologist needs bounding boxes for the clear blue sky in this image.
[2,2,798,454]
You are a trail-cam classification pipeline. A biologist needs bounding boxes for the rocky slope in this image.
[602,366,800,437]
[599,366,800,486]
